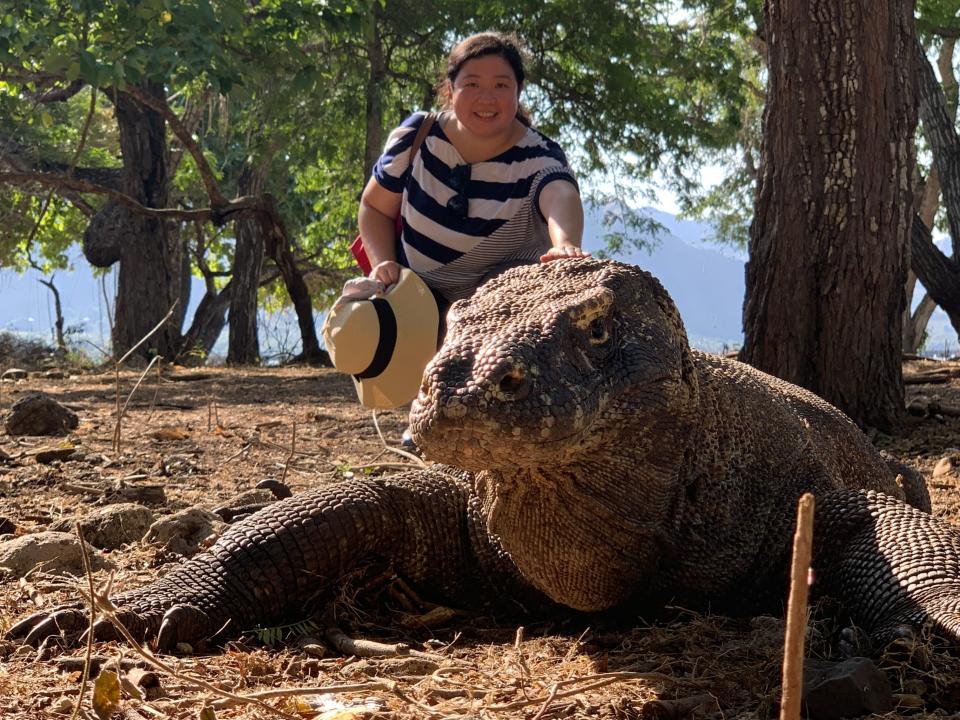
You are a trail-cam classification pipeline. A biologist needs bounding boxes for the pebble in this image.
[933,456,954,478]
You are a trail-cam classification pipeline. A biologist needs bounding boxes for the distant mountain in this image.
[583,205,744,352]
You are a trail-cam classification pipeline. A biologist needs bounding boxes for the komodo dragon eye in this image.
[588,317,610,345]
[568,288,617,350]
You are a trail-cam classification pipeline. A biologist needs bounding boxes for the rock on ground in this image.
[143,507,225,556]
[3,392,79,436]
[51,503,156,550]
[802,657,893,719]
[0,531,113,577]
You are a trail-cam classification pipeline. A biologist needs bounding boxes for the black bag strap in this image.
[408,112,436,167]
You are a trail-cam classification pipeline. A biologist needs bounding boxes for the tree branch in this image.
[910,214,960,336]
[29,79,86,103]
[929,26,960,39]
[121,84,228,207]
[914,36,960,247]
[0,133,123,191]
[0,171,263,223]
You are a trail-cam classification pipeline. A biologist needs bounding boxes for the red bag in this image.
[351,113,437,274]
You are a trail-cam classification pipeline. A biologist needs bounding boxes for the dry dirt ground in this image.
[1,358,960,719]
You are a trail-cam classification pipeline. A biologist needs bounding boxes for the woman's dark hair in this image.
[437,32,532,126]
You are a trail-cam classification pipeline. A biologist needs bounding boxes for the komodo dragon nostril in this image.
[492,365,529,399]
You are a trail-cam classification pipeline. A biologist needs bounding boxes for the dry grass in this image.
[1,363,960,718]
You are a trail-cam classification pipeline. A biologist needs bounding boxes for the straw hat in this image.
[322,269,440,409]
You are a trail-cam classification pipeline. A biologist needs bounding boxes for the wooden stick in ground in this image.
[780,492,815,720]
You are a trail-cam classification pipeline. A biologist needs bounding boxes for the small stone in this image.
[933,456,954,478]
[0,531,113,577]
[35,445,77,464]
[48,696,74,715]
[906,396,931,416]
[109,484,167,506]
[3,392,79,436]
[51,504,156,550]
[803,657,893,720]
[175,642,193,655]
[143,507,225,556]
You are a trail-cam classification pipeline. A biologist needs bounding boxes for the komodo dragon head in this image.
[411,259,701,610]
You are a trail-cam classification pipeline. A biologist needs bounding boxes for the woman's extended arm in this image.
[358,177,404,286]
[537,180,590,262]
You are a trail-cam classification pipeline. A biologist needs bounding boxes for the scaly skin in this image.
[7,259,958,651]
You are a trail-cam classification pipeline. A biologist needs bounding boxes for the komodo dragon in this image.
[9,259,960,652]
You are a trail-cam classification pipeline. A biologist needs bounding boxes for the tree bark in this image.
[910,213,960,334]
[111,82,182,361]
[741,0,916,432]
[259,195,324,363]
[227,163,267,365]
[915,36,960,254]
[37,276,66,354]
[179,280,234,366]
[903,159,942,353]
[363,4,386,181]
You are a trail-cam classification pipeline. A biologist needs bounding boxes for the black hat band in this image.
[353,298,397,380]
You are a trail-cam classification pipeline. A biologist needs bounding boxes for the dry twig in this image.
[779,493,815,720]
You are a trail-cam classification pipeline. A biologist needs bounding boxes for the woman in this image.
[358,31,588,303]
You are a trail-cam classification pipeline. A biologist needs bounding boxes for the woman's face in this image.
[449,54,520,139]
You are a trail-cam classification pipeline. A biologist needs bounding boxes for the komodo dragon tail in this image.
[6,469,487,651]
[814,490,960,646]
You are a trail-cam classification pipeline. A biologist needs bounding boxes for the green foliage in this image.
[0,191,86,270]
[916,0,959,39]
[2,0,758,320]
[251,617,319,647]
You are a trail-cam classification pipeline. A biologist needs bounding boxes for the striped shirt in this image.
[373,111,578,301]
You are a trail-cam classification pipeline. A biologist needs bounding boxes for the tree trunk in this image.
[903,37,958,353]
[227,163,267,365]
[903,159,942,353]
[741,0,916,432]
[916,36,960,253]
[37,276,66,354]
[910,214,960,334]
[363,4,386,181]
[112,82,182,361]
[179,280,234,366]
[259,195,325,363]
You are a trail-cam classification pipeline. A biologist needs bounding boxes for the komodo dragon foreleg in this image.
[814,490,960,646]
[7,468,536,651]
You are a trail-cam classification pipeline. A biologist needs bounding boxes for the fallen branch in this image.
[323,624,411,658]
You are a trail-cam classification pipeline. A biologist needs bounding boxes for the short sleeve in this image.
[372,112,428,194]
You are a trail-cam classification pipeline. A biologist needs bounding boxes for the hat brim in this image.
[324,270,440,410]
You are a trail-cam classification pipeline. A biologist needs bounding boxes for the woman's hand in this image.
[540,245,591,263]
[537,180,587,264]
[369,260,403,288]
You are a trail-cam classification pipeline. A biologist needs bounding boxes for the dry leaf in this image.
[151,426,190,441]
[92,670,121,720]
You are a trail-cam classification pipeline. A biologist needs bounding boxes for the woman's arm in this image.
[358,176,404,286]
[537,180,590,262]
